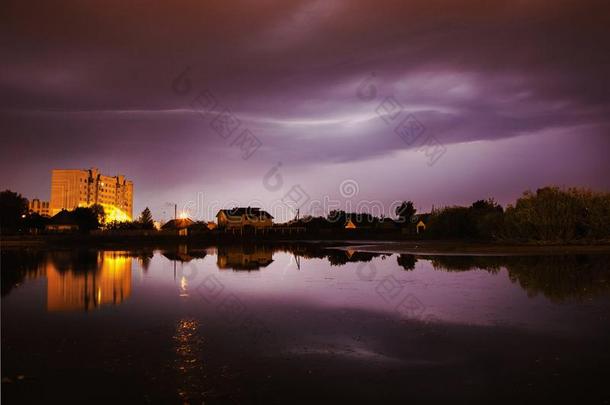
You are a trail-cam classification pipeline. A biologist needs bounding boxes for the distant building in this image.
[50,168,133,221]
[216,207,273,230]
[28,198,50,217]
[416,220,426,234]
[161,218,194,236]
[46,210,79,232]
[413,213,431,234]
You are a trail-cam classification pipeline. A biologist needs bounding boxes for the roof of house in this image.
[216,207,274,220]
[49,210,78,225]
[161,218,195,230]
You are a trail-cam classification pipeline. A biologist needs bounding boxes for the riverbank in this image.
[2,234,610,255]
[333,240,610,256]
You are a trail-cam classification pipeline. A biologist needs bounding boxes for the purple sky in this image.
[1,0,609,222]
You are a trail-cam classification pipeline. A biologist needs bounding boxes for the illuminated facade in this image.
[50,168,133,221]
[28,198,51,216]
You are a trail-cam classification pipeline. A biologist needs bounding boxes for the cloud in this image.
[1,0,609,216]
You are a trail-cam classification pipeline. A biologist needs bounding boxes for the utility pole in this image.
[174,204,177,220]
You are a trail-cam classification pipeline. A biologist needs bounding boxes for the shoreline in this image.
[2,234,610,255]
[332,240,610,256]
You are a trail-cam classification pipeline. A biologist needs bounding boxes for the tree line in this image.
[426,187,610,241]
[1,186,609,241]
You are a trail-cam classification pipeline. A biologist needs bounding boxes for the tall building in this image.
[28,198,51,216]
[50,168,133,221]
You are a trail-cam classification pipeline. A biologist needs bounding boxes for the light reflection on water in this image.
[2,244,610,402]
[2,245,609,330]
[46,251,132,311]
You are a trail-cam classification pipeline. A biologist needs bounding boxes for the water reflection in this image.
[162,244,207,263]
[1,249,133,311]
[428,254,610,302]
[217,244,273,271]
[2,246,610,305]
[173,318,205,403]
[46,251,132,311]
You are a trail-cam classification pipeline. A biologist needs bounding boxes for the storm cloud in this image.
[1,0,609,221]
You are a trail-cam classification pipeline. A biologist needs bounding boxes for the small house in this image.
[416,220,426,234]
[216,207,273,231]
[46,210,79,232]
[161,218,194,236]
[345,219,357,229]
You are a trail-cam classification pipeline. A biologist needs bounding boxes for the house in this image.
[415,213,431,234]
[46,210,79,232]
[216,207,273,231]
[161,218,194,236]
[345,219,357,229]
[416,220,426,234]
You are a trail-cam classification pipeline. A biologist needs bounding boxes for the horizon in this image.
[2,0,609,222]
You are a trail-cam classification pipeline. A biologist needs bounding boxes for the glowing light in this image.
[179,211,188,219]
[101,204,131,222]
[180,276,188,297]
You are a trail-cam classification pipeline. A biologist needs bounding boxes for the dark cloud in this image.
[1,0,609,218]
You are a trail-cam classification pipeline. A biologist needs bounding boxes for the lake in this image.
[2,244,610,403]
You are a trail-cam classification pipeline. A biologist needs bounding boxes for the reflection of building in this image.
[216,208,273,231]
[50,168,133,221]
[46,251,132,311]
[217,245,273,270]
[162,244,207,262]
[28,198,50,216]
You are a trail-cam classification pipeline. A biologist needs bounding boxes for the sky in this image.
[1,0,609,222]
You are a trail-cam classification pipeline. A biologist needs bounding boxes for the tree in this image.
[72,207,102,232]
[139,207,154,229]
[395,201,416,224]
[0,190,28,232]
[327,210,347,228]
[397,254,416,270]
[502,187,610,241]
[90,204,106,224]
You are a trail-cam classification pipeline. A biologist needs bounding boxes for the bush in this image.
[502,187,610,241]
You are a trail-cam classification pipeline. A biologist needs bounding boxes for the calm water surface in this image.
[2,245,610,403]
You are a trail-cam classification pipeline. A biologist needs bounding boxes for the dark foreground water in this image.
[2,245,610,403]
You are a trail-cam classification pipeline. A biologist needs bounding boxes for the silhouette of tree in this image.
[90,204,105,224]
[72,207,102,232]
[395,201,416,224]
[397,254,416,270]
[139,207,154,229]
[0,189,28,232]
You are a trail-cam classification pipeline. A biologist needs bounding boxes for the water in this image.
[2,245,610,402]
